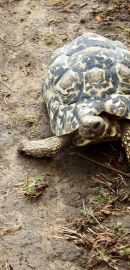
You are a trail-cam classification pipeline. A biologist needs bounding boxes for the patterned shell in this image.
[43,32,130,136]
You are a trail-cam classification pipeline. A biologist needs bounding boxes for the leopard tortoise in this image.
[18,32,130,162]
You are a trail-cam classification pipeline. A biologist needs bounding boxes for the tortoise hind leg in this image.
[121,121,130,163]
[18,135,70,158]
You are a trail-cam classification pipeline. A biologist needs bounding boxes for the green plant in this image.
[43,27,55,45]
[23,175,47,198]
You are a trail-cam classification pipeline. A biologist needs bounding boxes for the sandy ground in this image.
[1,0,130,269]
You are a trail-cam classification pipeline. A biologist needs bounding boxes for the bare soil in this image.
[1,0,130,269]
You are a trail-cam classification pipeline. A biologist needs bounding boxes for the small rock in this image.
[20,18,24,22]
[80,17,86,24]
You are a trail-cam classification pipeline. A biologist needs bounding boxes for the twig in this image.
[26,263,35,269]
[78,2,88,8]
[118,174,127,186]
[5,41,24,47]
[5,261,13,270]
[87,227,98,235]
[73,152,130,178]
[52,2,69,9]
[4,94,8,104]
[0,38,24,47]
[0,81,14,92]
[0,35,4,41]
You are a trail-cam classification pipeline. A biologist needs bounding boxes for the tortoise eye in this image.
[93,122,101,129]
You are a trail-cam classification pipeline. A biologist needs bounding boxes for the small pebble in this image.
[80,17,86,24]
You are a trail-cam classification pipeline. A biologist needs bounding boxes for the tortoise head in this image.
[78,115,108,139]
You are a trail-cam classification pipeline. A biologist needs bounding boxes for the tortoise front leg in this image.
[18,135,70,157]
[121,121,130,163]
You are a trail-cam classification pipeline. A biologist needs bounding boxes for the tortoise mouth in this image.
[78,116,107,139]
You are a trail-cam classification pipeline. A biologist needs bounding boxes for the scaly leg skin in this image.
[121,121,130,163]
[18,135,70,157]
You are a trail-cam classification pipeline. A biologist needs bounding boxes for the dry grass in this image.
[60,174,130,269]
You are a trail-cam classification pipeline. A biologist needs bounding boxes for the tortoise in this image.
[18,32,130,162]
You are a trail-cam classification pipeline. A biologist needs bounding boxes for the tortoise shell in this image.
[43,32,130,136]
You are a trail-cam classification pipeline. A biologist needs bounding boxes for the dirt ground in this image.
[1,0,130,269]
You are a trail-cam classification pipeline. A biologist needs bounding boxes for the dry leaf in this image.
[95,15,105,22]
